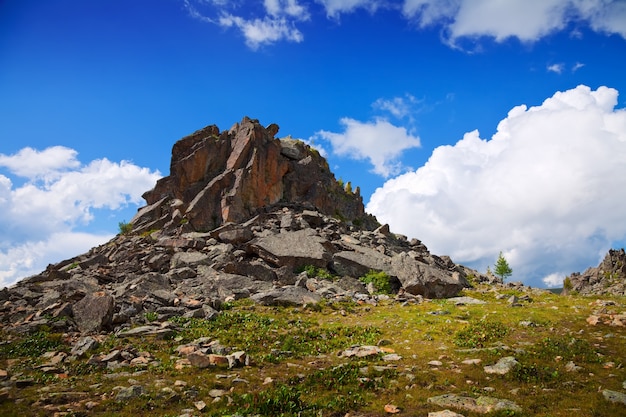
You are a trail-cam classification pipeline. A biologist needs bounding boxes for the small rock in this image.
[194,400,207,411]
[484,357,519,375]
[208,389,228,398]
[429,411,465,417]
[462,359,482,365]
[382,353,402,361]
[428,360,443,367]
[602,389,626,405]
[187,352,213,369]
[70,336,99,358]
[384,403,400,414]
[565,361,583,372]
[115,385,145,401]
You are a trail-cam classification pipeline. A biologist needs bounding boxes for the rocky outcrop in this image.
[564,248,626,296]
[132,117,374,233]
[0,205,473,334]
[0,117,478,335]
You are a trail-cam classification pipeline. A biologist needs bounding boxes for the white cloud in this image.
[316,0,380,18]
[402,0,626,44]
[0,146,80,179]
[572,62,585,72]
[367,85,626,286]
[547,63,564,74]
[314,117,421,177]
[0,232,114,289]
[185,0,308,48]
[372,94,420,119]
[0,147,161,288]
[265,0,309,18]
[184,0,626,48]
[219,14,304,49]
[542,272,565,288]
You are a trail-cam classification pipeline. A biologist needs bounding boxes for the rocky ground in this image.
[1,282,625,416]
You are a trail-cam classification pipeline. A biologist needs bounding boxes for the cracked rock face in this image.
[132,116,374,234]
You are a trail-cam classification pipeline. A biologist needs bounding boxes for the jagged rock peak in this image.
[131,117,376,234]
[564,248,626,296]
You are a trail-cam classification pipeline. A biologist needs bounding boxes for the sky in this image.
[1,0,626,289]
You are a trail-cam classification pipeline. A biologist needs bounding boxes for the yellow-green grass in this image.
[1,285,624,416]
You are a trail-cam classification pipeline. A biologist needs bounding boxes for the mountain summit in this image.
[132,116,373,234]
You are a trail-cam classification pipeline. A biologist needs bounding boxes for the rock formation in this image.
[132,116,373,233]
[0,117,478,335]
[564,248,626,296]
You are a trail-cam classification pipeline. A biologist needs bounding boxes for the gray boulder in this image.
[72,291,115,333]
[250,228,333,269]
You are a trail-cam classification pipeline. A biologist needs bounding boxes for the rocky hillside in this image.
[0,117,482,336]
[564,248,626,296]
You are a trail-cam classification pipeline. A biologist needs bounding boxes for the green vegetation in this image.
[0,331,66,358]
[494,251,513,281]
[359,270,393,294]
[453,320,509,348]
[1,288,625,417]
[297,265,337,281]
[118,220,133,235]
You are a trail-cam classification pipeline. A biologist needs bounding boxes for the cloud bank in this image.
[0,147,161,288]
[184,0,626,48]
[366,85,626,287]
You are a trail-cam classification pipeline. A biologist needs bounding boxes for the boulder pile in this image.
[0,117,482,335]
[565,248,626,296]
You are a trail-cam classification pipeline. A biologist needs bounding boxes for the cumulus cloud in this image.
[0,146,80,179]
[314,117,420,177]
[0,147,161,288]
[367,85,626,287]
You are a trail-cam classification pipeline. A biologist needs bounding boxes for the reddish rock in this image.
[132,117,370,233]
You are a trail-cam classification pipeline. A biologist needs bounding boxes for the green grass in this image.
[1,286,625,417]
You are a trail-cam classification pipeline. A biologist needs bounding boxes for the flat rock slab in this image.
[448,296,487,305]
[428,394,522,414]
[250,229,333,269]
[251,286,321,306]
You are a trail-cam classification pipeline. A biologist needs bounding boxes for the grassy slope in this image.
[1,284,625,416]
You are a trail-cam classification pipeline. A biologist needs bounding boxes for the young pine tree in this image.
[494,251,513,281]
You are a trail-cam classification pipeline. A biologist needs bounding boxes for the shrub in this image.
[359,270,392,294]
[118,220,133,235]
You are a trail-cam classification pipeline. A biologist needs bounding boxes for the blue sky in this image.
[1,0,626,288]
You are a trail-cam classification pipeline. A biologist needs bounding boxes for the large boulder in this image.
[249,229,334,270]
[390,253,467,298]
[72,291,115,333]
